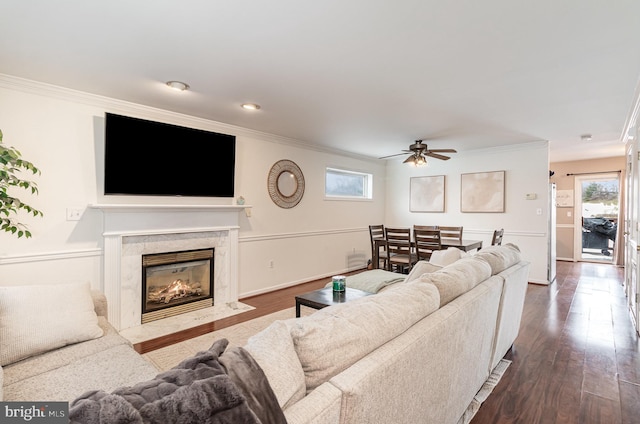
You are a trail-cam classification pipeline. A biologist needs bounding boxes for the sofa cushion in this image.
[289,281,440,392]
[0,282,104,366]
[429,247,468,267]
[2,317,128,386]
[3,343,159,402]
[414,256,492,307]
[474,243,521,274]
[244,320,306,409]
[406,260,442,283]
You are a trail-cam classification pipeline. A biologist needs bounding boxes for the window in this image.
[325,167,373,200]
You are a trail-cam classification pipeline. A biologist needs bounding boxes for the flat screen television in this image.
[104,113,236,197]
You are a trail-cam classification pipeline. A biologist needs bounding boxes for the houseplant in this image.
[0,129,43,238]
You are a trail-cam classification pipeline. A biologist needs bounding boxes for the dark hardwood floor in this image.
[135,261,640,423]
[472,261,640,424]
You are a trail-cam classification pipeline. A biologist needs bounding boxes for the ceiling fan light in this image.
[403,154,427,166]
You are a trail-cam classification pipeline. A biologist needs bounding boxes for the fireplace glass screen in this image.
[142,248,214,323]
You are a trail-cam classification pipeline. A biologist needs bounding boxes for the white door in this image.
[625,140,639,334]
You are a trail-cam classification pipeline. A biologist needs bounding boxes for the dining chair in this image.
[439,226,463,242]
[369,224,388,269]
[414,225,439,230]
[385,227,417,273]
[413,227,442,261]
[492,228,504,246]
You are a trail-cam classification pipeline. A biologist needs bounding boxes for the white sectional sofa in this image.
[0,285,159,402]
[245,243,530,424]
[1,243,528,424]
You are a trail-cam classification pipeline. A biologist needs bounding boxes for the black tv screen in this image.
[104,113,236,197]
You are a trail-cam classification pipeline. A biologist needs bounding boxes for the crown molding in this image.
[0,73,378,163]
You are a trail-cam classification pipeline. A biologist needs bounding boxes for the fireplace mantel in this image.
[93,203,245,332]
[89,203,250,213]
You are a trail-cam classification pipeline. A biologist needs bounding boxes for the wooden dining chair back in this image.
[492,228,504,246]
[369,224,388,269]
[413,228,442,261]
[385,227,417,273]
[439,226,463,242]
[414,225,439,230]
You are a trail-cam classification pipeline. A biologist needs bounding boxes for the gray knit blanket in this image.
[69,339,287,424]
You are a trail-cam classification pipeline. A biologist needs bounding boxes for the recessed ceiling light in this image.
[166,81,190,91]
[241,103,261,110]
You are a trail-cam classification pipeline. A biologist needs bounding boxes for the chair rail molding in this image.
[0,248,102,265]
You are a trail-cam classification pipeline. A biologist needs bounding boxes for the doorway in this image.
[574,173,620,262]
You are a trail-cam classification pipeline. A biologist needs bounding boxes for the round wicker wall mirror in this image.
[267,160,305,208]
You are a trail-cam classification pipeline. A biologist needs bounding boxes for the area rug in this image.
[142,306,510,422]
[142,307,302,371]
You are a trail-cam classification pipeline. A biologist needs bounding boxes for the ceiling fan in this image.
[379,140,457,166]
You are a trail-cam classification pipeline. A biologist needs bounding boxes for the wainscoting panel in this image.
[0,248,103,288]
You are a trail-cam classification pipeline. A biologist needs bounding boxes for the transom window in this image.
[325,167,373,200]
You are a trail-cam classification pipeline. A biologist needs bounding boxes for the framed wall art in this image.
[410,175,445,212]
[556,189,574,207]
[460,170,505,213]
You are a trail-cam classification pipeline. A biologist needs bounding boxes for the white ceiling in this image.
[1,1,639,162]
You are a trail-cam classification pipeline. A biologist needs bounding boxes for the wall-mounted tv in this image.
[104,113,236,197]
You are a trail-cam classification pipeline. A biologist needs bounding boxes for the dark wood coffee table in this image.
[295,287,372,317]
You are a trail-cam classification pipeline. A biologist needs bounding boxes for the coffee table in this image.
[295,287,372,317]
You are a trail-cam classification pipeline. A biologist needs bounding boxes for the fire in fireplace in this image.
[141,248,214,323]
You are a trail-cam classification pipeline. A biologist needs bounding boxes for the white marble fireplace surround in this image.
[91,204,249,343]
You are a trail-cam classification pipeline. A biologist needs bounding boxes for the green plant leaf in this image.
[0,129,42,239]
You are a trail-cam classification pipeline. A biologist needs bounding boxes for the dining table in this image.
[372,238,483,270]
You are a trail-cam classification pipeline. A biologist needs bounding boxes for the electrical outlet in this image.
[66,208,82,221]
[268,260,274,268]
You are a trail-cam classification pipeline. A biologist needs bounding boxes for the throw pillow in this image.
[474,243,521,274]
[429,247,467,267]
[0,282,104,366]
[405,260,442,283]
[415,256,492,306]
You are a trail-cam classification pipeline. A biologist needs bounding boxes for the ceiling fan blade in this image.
[424,152,451,160]
[428,148,457,153]
[379,152,408,159]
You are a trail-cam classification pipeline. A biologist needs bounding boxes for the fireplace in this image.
[94,203,244,332]
[141,248,214,323]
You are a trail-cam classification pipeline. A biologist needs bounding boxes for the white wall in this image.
[0,76,386,295]
[385,142,551,284]
[0,75,550,292]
